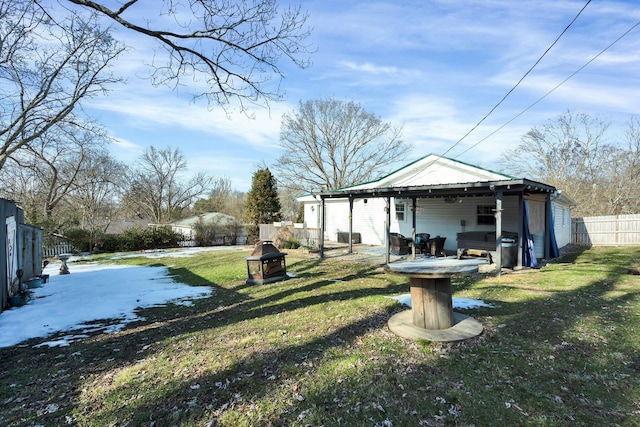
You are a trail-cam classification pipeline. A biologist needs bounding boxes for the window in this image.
[395,201,406,221]
[477,205,495,225]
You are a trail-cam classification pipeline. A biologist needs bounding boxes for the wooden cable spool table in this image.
[386,258,487,342]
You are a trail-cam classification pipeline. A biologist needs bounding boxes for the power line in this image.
[439,0,592,158]
[456,18,640,159]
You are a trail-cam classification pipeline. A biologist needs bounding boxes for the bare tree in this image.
[225,190,248,222]
[278,187,300,222]
[0,120,126,253]
[64,148,128,233]
[498,110,640,216]
[0,121,112,221]
[126,146,214,223]
[606,116,640,214]
[274,98,410,193]
[191,177,248,224]
[0,0,124,170]
[193,177,234,215]
[2,0,310,172]
[61,0,312,112]
[501,111,611,186]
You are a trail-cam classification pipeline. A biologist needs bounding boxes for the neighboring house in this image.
[103,219,151,235]
[170,212,246,245]
[297,154,575,268]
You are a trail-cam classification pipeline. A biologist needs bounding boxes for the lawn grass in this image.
[1,246,640,426]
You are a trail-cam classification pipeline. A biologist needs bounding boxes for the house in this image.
[297,154,575,269]
[169,212,246,245]
[103,219,151,235]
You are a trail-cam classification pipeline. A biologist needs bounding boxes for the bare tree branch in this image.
[63,0,313,112]
[126,146,214,223]
[274,98,410,193]
[0,1,124,170]
[499,110,640,216]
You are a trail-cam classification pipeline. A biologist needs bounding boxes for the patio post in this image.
[348,196,354,254]
[517,193,524,269]
[385,197,391,265]
[495,190,503,275]
[320,197,326,258]
[412,197,417,259]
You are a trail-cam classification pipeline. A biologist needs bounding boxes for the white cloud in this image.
[90,91,288,149]
[59,0,640,191]
[110,136,142,154]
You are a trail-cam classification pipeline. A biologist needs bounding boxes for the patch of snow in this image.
[0,254,215,348]
[389,294,493,309]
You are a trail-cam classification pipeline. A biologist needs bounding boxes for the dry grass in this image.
[1,246,640,426]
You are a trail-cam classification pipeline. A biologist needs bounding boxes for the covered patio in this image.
[313,178,561,273]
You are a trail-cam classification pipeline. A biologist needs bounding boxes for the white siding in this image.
[325,200,351,241]
[322,198,388,245]
[304,194,573,256]
[553,202,572,248]
[352,199,388,245]
[394,196,521,253]
[371,154,512,188]
[390,162,509,187]
[316,196,525,251]
[303,202,321,229]
[297,156,574,254]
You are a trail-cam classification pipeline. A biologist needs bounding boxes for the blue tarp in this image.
[522,200,538,268]
[548,204,560,258]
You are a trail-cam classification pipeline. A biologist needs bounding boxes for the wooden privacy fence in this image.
[572,214,640,246]
[259,224,321,249]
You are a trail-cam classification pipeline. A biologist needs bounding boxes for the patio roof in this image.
[316,178,557,200]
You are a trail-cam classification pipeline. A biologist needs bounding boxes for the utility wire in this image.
[438,0,592,158]
[456,18,640,158]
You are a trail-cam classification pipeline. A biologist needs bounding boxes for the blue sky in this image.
[82,0,640,191]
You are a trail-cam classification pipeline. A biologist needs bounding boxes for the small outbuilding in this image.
[1,198,44,311]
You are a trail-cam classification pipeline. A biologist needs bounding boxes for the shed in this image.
[1,198,43,311]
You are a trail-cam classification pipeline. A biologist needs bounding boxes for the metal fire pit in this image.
[245,240,288,285]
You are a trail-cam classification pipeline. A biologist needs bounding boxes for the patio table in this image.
[386,258,486,342]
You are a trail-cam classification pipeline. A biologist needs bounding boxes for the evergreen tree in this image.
[245,168,282,241]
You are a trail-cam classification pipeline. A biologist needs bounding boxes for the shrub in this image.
[274,226,300,249]
[283,238,301,249]
[63,228,91,253]
[193,217,219,246]
[96,226,181,253]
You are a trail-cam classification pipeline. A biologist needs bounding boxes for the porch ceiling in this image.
[317,178,556,200]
